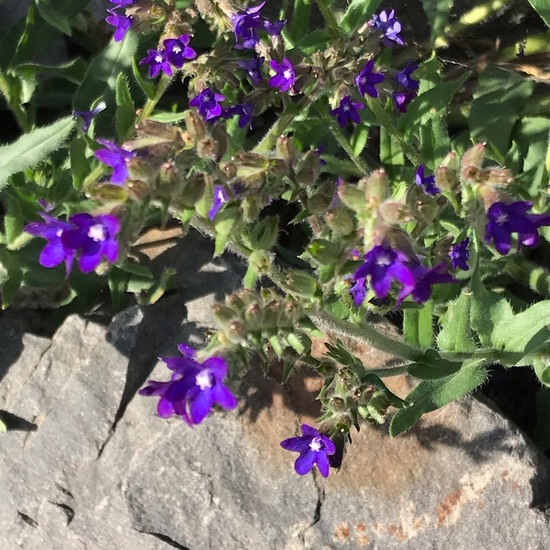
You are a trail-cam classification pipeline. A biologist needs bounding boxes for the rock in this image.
[1,231,550,549]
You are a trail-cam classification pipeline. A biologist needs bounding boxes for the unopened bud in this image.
[365,168,390,205]
[478,168,513,188]
[378,200,411,224]
[436,151,459,191]
[461,143,485,180]
[248,216,279,251]
[294,149,321,187]
[197,138,219,160]
[338,181,364,212]
[244,303,264,328]
[185,110,207,141]
[325,206,355,236]
[232,152,270,185]
[276,135,296,167]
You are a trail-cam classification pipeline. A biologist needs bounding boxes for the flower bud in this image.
[197,138,219,160]
[378,200,411,224]
[244,303,264,328]
[338,181,364,212]
[232,152,270,185]
[294,149,321,187]
[242,196,261,222]
[185,111,207,142]
[478,168,513,188]
[364,168,390,204]
[212,303,236,327]
[179,174,205,207]
[435,151,459,191]
[283,270,319,298]
[276,135,296,168]
[325,206,355,236]
[248,216,279,251]
[461,143,485,181]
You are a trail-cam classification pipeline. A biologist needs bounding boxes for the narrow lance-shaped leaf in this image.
[115,74,136,139]
[436,290,476,353]
[389,360,488,437]
[0,116,75,190]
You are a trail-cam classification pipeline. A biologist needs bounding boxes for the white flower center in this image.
[283,69,293,80]
[195,369,214,390]
[359,76,366,85]
[309,436,323,452]
[376,252,392,266]
[172,45,182,54]
[155,54,163,63]
[56,229,63,237]
[343,103,350,111]
[496,213,508,225]
[87,224,106,242]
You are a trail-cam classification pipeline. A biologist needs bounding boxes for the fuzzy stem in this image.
[309,310,426,361]
[504,255,550,297]
[314,0,340,38]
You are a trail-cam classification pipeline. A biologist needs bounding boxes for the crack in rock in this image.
[136,529,191,550]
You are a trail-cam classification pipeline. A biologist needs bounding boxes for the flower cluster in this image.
[393,63,419,113]
[351,244,456,306]
[94,139,136,185]
[369,9,404,47]
[281,424,336,478]
[232,1,285,50]
[105,0,134,42]
[140,35,197,78]
[139,344,238,425]
[25,212,120,275]
[190,88,254,128]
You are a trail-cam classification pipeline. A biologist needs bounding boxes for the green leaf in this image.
[15,58,87,84]
[389,360,488,436]
[131,56,155,100]
[492,300,550,353]
[403,302,433,348]
[339,0,382,33]
[0,116,75,190]
[35,0,72,35]
[470,64,534,157]
[287,0,312,43]
[70,136,90,190]
[4,194,23,248]
[436,290,476,353]
[533,356,550,387]
[0,417,6,433]
[148,111,188,123]
[420,0,453,41]
[115,74,136,139]
[351,123,369,157]
[526,0,550,27]
[73,32,138,111]
[407,350,462,380]
[399,73,469,137]
[0,248,23,309]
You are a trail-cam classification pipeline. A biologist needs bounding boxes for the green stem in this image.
[253,91,324,154]
[309,310,425,362]
[366,98,421,165]
[0,70,32,133]
[318,106,371,175]
[134,74,173,130]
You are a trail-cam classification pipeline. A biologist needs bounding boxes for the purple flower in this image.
[281,424,336,478]
[263,18,285,35]
[392,91,415,113]
[61,213,120,273]
[330,96,365,128]
[25,212,120,275]
[355,60,385,98]
[354,245,416,304]
[396,63,419,92]
[485,201,550,255]
[73,101,106,132]
[415,165,440,196]
[105,9,132,42]
[224,103,254,129]
[94,139,136,185]
[109,0,133,6]
[163,35,197,68]
[369,9,404,47]
[269,58,296,92]
[349,277,367,306]
[449,238,470,271]
[409,263,455,303]
[139,344,238,425]
[238,56,264,85]
[209,185,229,220]
[232,1,265,49]
[140,49,172,78]
[190,88,226,122]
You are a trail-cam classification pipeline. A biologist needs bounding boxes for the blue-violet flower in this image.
[485,201,550,255]
[190,88,226,122]
[269,58,296,92]
[140,49,172,78]
[415,165,440,196]
[280,424,335,478]
[163,35,197,68]
[105,9,132,42]
[209,185,230,220]
[369,9,404,47]
[139,344,238,425]
[73,101,106,133]
[95,139,136,185]
[449,238,470,271]
[330,96,365,128]
[356,60,385,98]
[232,1,265,49]
[238,56,264,85]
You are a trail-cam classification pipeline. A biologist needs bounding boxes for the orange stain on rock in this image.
[437,489,464,526]
[387,524,408,541]
[334,523,350,540]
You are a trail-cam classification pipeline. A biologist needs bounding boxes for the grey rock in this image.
[1,231,550,550]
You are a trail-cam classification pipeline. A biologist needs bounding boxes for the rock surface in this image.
[1,231,550,550]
